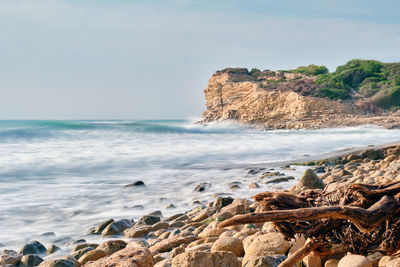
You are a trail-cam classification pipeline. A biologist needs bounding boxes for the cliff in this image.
[201,60,400,129]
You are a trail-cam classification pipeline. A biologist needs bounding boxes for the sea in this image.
[1,119,400,251]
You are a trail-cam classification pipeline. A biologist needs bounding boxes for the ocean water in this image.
[1,120,400,251]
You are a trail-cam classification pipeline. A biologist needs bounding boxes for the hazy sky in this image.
[1,0,399,119]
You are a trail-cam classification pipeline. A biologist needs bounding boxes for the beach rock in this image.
[362,149,385,160]
[367,252,383,266]
[171,251,240,267]
[20,241,47,256]
[82,242,154,267]
[97,240,126,255]
[18,254,44,267]
[150,235,198,253]
[325,259,339,267]
[124,180,145,187]
[38,259,77,267]
[0,249,21,265]
[78,249,107,265]
[297,169,324,190]
[242,254,286,267]
[137,215,161,226]
[72,247,94,260]
[198,228,228,238]
[219,198,252,216]
[212,197,234,208]
[386,258,400,267]
[46,245,61,256]
[155,259,171,267]
[193,182,211,192]
[243,233,290,262]
[185,243,213,252]
[90,219,114,234]
[211,237,244,257]
[338,255,372,267]
[303,252,322,267]
[124,225,152,238]
[379,256,394,267]
[265,176,295,184]
[248,182,260,189]
[72,244,98,253]
[101,219,133,236]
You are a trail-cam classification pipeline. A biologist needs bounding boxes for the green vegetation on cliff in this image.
[315,60,400,108]
[219,60,400,109]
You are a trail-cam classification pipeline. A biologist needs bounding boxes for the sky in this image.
[0,0,399,119]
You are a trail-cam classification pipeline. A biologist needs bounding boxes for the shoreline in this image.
[2,140,400,266]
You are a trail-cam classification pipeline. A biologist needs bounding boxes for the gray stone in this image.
[243,255,286,267]
[18,254,44,267]
[193,182,211,192]
[101,219,134,236]
[19,241,46,256]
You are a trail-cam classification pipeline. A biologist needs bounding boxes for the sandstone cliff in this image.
[201,67,400,129]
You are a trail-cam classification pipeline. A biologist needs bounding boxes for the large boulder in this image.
[296,169,324,190]
[243,233,290,262]
[18,254,44,267]
[101,219,134,236]
[242,254,286,267]
[171,251,240,267]
[210,237,244,257]
[82,242,154,267]
[0,249,21,265]
[20,241,47,256]
[97,240,126,255]
[338,255,372,267]
[78,249,107,265]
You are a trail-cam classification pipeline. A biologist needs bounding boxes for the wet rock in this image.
[124,225,152,238]
[101,219,134,236]
[171,251,240,267]
[46,245,61,255]
[78,249,107,265]
[137,215,161,226]
[89,219,114,234]
[150,235,198,253]
[230,184,240,190]
[313,166,326,173]
[18,254,44,267]
[297,169,324,190]
[83,242,154,267]
[0,249,21,265]
[338,255,371,267]
[242,254,286,267]
[72,243,98,253]
[166,204,175,209]
[40,232,56,237]
[248,182,260,189]
[97,240,126,255]
[72,246,94,260]
[361,149,385,160]
[124,180,145,187]
[247,168,265,175]
[259,171,284,179]
[211,237,244,257]
[265,176,295,184]
[193,182,211,192]
[38,259,76,267]
[20,241,47,256]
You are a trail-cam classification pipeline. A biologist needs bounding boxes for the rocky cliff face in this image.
[201,68,400,129]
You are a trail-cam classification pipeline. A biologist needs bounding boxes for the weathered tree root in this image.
[218,181,400,263]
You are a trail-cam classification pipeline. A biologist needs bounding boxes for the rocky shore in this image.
[3,144,400,267]
[201,66,400,129]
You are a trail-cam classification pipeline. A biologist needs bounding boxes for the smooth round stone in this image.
[338,255,372,267]
[211,237,244,257]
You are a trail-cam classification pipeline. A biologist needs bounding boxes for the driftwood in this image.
[219,181,400,266]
